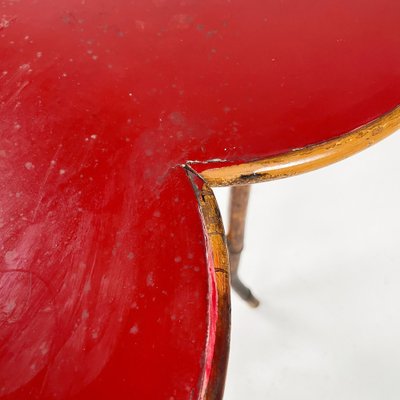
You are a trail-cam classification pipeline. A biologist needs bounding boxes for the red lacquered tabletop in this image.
[1,1,399,399]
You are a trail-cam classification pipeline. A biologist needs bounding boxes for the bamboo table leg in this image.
[227,186,260,308]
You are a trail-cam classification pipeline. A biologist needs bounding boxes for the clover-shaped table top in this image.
[1,1,400,399]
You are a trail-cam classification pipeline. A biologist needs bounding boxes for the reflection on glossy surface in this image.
[0,0,399,399]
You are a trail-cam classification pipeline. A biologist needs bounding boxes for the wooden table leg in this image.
[227,186,260,308]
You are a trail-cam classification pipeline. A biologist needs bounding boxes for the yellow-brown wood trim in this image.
[197,184,231,400]
[200,105,400,187]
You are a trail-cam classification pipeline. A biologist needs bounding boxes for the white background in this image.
[214,130,400,400]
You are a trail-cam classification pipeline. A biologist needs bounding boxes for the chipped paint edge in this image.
[185,169,231,400]
[198,105,400,187]
[198,184,231,400]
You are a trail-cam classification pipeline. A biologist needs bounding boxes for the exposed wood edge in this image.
[200,105,400,187]
[197,184,231,400]
[187,105,400,398]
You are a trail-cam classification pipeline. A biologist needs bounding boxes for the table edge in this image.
[199,105,400,187]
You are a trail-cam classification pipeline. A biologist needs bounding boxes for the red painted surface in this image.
[0,1,399,399]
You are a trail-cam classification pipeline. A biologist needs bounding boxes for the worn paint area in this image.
[0,0,400,399]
